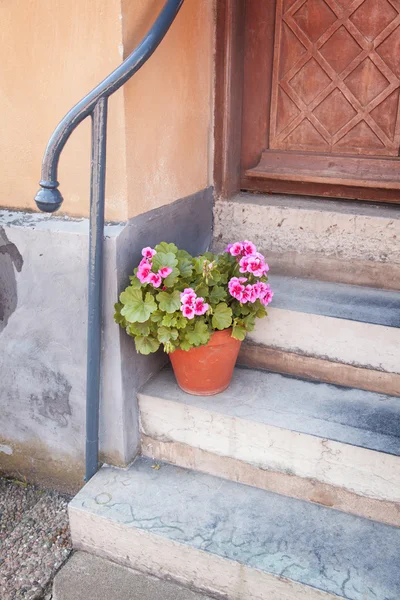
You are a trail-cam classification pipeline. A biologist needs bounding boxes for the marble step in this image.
[239,275,400,396]
[213,193,400,290]
[69,457,400,600]
[139,367,400,524]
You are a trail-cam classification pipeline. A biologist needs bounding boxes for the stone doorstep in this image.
[213,194,400,290]
[138,367,400,503]
[68,457,400,600]
[52,551,214,600]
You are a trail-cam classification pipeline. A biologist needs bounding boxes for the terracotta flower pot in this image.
[169,328,242,396]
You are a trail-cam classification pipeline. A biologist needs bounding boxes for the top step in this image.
[213,194,400,290]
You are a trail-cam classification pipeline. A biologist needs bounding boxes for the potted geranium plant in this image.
[114,241,273,395]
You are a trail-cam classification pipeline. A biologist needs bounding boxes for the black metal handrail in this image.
[34,0,184,482]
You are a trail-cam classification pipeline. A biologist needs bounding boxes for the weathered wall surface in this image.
[0,190,213,491]
[121,0,215,218]
[0,0,214,221]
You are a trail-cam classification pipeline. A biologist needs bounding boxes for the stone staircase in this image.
[65,195,400,600]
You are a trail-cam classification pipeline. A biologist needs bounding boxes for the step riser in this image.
[249,308,400,376]
[142,435,400,528]
[263,251,400,291]
[213,196,400,290]
[69,508,340,600]
[238,345,400,397]
[139,394,400,503]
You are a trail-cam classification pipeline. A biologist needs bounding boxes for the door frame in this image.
[214,0,246,199]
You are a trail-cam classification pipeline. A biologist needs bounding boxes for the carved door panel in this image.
[241,0,400,202]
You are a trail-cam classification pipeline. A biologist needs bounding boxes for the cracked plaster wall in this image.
[0,189,213,490]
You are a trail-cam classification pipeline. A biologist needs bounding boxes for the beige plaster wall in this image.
[0,0,214,221]
[121,0,215,218]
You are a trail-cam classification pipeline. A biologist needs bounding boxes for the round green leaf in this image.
[135,336,160,355]
[212,302,233,330]
[120,288,157,323]
[156,290,181,313]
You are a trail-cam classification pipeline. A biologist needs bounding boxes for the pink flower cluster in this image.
[228,278,273,306]
[137,246,173,288]
[225,240,269,277]
[180,288,209,320]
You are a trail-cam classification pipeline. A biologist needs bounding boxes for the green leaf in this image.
[120,288,157,323]
[152,252,178,272]
[163,267,180,287]
[212,302,233,330]
[157,290,181,313]
[207,270,221,286]
[209,285,227,304]
[193,256,207,274]
[186,320,210,347]
[179,338,193,352]
[162,313,177,327]
[176,251,193,278]
[128,274,142,289]
[157,326,179,344]
[195,283,209,298]
[155,242,178,254]
[232,322,247,341]
[255,304,267,319]
[135,336,160,355]
[243,312,257,332]
[174,314,188,329]
[150,310,164,323]
[126,321,150,337]
[114,302,126,326]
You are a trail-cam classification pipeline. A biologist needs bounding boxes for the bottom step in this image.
[69,458,400,600]
[53,552,213,600]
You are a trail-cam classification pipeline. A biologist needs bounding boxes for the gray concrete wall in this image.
[0,188,213,492]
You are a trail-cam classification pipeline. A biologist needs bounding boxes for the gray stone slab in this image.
[70,458,400,600]
[53,551,213,600]
[140,367,400,456]
[269,274,400,327]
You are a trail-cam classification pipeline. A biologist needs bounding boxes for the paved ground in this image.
[53,552,215,600]
[0,477,72,600]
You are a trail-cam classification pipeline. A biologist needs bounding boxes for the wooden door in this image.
[241,0,400,202]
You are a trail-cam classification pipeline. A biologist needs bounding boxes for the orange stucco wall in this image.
[0,0,214,221]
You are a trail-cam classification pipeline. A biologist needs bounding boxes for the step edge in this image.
[141,435,400,529]
[237,344,400,397]
[68,498,344,600]
[137,386,400,459]
[138,393,400,502]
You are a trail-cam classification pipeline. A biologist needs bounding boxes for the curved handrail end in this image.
[35,181,63,213]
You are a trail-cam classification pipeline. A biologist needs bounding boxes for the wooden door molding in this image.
[214,0,246,198]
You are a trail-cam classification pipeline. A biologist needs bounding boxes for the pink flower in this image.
[229,242,244,257]
[137,262,152,283]
[240,252,268,277]
[180,304,195,319]
[253,281,267,299]
[149,272,162,288]
[142,247,156,259]
[224,244,233,253]
[139,257,149,267]
[228,277,247,301]
[194,297,209,316]
[260,289,274,306]
[242,240,257,256]
[180,288,196,306]
[159,267,173,278]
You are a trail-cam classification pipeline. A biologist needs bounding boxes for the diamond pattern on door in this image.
[270,0,400,156]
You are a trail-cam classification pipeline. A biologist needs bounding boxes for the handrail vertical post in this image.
[85,97,108,481]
